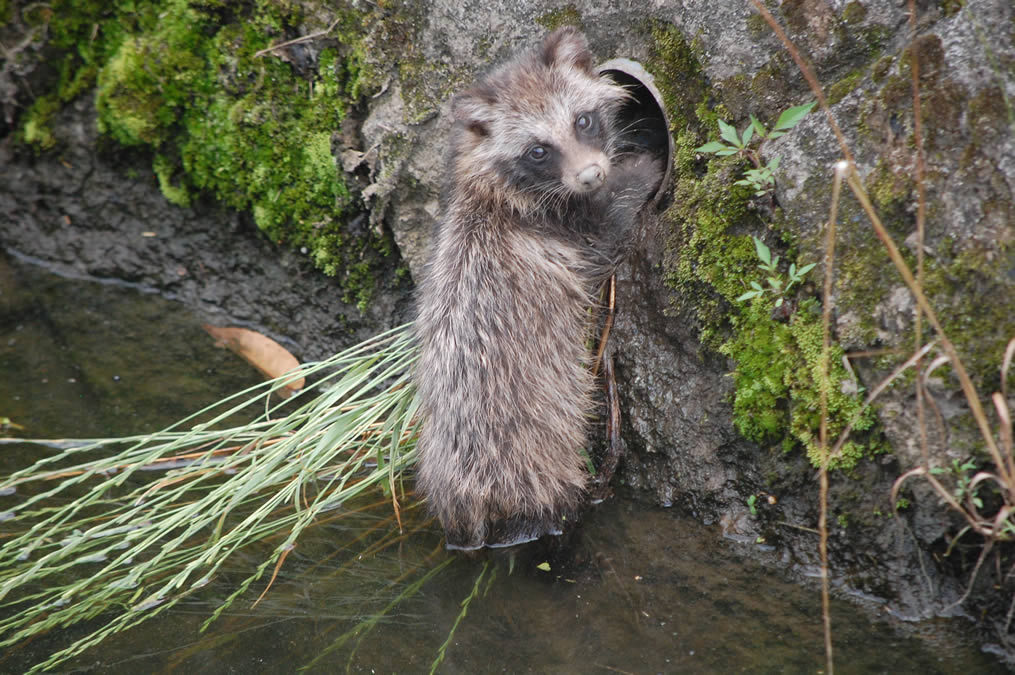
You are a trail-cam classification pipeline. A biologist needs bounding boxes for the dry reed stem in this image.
[1002,336,1015,400]
[831,342,935,460]
[592,275,617,378]
[816,160,847,674]
[747,0,854,165]
[843,170,1008,486]
[906,0,934,545]
[250,543,295,609]
[751,0,1015,643]
[253,17,342,58]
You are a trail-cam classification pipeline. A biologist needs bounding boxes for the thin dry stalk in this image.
[816,160,847,675]
[746,0,854,164]
[592,275,617,377]
[1002,336,1015,400]
[744,0,1015,660]
[253,17,342,58]
[842,169,1009,487]
[907,0,934,532]
[832,342,936,461]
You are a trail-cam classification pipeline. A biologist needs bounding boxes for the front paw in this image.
[607,152,665,205]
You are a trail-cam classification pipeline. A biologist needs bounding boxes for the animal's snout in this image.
[575,164,606,191]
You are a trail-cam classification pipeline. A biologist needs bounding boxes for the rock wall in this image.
[2,0,1014,662]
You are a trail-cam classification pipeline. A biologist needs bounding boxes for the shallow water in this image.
[0,254,1004,674]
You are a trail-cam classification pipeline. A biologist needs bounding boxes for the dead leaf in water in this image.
[202,325,304,398]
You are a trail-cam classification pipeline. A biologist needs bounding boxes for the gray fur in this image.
[415,27,662,550]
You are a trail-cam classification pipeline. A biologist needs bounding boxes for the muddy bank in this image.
[0,97,412,362]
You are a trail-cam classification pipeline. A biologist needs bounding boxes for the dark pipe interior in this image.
[601,68,670,160]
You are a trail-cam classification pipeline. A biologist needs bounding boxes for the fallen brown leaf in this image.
[203,325,304,397]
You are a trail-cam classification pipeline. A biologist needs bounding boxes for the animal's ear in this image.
[452,85,497,137]
[540,26,594,73]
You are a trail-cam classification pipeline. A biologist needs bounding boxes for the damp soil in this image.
[0,255,1004,674]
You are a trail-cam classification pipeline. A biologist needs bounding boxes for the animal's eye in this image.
[527,145,548,161]
[575,112,596,133]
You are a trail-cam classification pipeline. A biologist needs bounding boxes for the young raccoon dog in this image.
[415,27,663,550]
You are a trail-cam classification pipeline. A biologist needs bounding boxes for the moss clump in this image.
[720,299,878,469]
[20,95,60,149]
[922,243,1015,391]
[842,1,868,24]
[871,55,893,84]
[22,0,396,307]
[536,5,583,31]
[663,139,878,469]
[827,70,864,105]
[649,20,881,469]
[645,21,708,134]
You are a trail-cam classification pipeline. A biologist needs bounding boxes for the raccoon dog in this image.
[414,27,663,550]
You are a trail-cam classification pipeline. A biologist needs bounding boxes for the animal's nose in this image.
[576,164,605,190]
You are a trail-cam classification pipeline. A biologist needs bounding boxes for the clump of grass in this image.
[0,323,420,673]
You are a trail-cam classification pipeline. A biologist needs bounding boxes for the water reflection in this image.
[0,255,1003,674]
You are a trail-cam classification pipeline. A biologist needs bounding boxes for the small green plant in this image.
[747,493,758,516]
[736,236,817,307]
[696,101,816,196]
[930,458,984,509]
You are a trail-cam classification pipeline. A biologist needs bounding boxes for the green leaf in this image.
[750,114,767,138]
[536,561,551,572]
[716,149,739,156]
[736,290,761,302]
[768,154,781,171]
[774,101,817,131]
[752,236,771,265]
[775,297,784,307]
[696,140,731,153]
[767,130,786,139]
[718,119,741,147]
[797,262,817,276]
[750,281,764,291]
[767,277,782,289]
[788,263,797,277]
[740,123,754,147]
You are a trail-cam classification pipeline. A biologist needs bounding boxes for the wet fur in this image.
[415,28,663,550]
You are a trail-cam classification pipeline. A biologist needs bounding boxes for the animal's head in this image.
[451,27,628,208]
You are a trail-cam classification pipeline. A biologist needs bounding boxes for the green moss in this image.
[14,0,398,308]
[866,159,913,214]
[871,55,893,84]
[747,54,797,118]
[536,5,583,31]
[939,0,965,17]
[922,245,1015,390]
[662,141,881,467]
[20,95,60,149]
[644,21,707,134]
[842,1,867,24]
[153,154,191,207]
[719,299,877,470]
[366,3,467,125]
[745,13,769,39]
[650,18,883,469]
[827,70,864,105]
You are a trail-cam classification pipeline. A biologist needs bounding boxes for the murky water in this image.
[0,254,1005,674]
